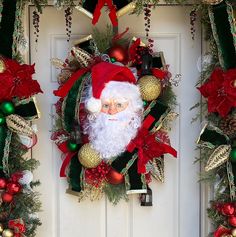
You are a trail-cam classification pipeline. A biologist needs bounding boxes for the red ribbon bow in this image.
[151,68,167,79]
[53,68,88,98]
[8,219,26,237]
[92,0,118,27]
[127,115,177,174]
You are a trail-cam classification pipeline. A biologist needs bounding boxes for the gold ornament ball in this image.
[78,143,101,168]
[138,75,162,101]
[0,60,6,73]
[232,229,236,237]
[0,223,4,233]
[2,229,14,237]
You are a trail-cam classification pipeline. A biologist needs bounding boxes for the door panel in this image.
[29,5,201,237]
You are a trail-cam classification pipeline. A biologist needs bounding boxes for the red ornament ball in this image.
[108,45,127,63]
[1,192,13,203]
[6,182,21,195]
[0,178,7,189]
[106,168,124,185]
[221,203,235,216]
[229,216,236,227]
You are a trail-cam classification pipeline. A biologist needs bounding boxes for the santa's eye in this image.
[102,104,109,109]
[116,103,123,108]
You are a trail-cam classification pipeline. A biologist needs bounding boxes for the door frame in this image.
[23,3,210,236]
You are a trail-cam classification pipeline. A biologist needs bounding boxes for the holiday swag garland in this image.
[195,1,236,236]
[0,57,42,237]
[51,28,178,205]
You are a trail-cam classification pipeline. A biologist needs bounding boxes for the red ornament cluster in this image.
[0,177,21,203]
[8,218,26,237]
[85,161,111,187]
[85,161,124,187]
[213,202,236,237]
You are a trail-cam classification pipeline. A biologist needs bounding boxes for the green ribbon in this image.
[209,2,236,69]
[0,0,17,58]
[68,154,82,192]
[197,124,229,148]
[14,97,40,120]
[198,124,236,198]
[0,98,39,177]
[62,74,88,133]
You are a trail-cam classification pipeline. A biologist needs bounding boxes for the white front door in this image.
[29,5,202,237]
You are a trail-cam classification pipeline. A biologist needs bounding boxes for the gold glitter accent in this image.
[138,75,162,101]
[205,145,231,172]
[2,229,14,237]
[78,143,101,168]
[71,46,92,68]
[6,114,34,137]
[202,0,223,5]
[117,2,136,17]
[0,59,6,73]
[73,34,93,46]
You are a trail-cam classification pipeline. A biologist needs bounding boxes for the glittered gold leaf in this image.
[161,111,178,132]
[51,58,65,69]
[6,114,34,137]
[76,184,103,202]
[71,46,92,68]
[0,59,6,73]
[149,158,165,183]
[205,145,231,172]
[202,0,223,5]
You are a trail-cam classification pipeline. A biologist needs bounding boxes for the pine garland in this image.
[104,183,128,205]
[195,1,236,236]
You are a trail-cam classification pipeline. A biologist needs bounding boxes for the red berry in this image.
[6,182,21,195]
[229,216,236,227]
[1,192,13,203]
[221,203,235,216]
[0,178,7,189]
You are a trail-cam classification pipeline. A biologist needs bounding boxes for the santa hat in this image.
[86,62,138,113]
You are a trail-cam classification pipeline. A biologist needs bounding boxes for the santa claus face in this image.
[84,98,143,159]
[101,98,129,115]
[83,81,143,159]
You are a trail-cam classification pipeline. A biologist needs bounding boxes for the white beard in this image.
[84,110,142,159]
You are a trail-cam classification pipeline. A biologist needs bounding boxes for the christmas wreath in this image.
[0,57,42,237]
[51,28,178,205]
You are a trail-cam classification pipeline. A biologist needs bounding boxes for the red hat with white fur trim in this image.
[86,62,137,113]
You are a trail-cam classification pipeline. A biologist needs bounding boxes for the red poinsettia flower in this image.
[198,68,236,117]
[0,58,42,102]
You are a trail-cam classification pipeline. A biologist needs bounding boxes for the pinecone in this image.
[219,115,236,137]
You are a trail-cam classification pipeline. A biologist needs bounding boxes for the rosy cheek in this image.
[101,107,109,114]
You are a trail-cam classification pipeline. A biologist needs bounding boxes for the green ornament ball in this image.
[143,101,148,107]
[110,57,116,63]
[230,148,236,163]
[0,102,15,115]
[67,141,79,152]
[0,114,5,125]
